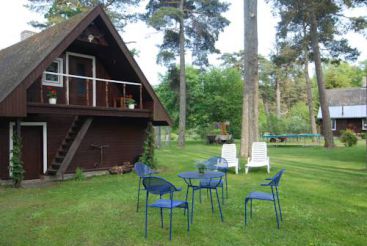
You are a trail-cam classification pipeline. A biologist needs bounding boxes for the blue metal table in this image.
[178,171,224,223]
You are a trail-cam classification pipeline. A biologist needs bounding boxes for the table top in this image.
[178,171,224,180]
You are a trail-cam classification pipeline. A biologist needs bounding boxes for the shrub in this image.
[361,132,366,139]
[139,122,156,169]
[340,129,358,147]
[74,167,85,181]
[10,135,24,188]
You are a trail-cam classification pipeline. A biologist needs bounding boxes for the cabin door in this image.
[21,126,43,180]
[68,53,95,106]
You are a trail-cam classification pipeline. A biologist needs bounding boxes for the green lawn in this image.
[0,141,366,245]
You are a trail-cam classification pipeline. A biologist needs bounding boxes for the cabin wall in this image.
[67,117,147,172]
[0,119,10,179]
[320,118,365,136]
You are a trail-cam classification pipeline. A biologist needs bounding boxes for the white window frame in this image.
[42,58,64,87]
[331,119,336,131]
[9,122,48,177]
[362,118,367,131]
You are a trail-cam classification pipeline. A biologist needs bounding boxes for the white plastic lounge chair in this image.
[221,144,239,174]
[246,142,270,174]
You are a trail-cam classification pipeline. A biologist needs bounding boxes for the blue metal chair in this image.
[134,162,157,212]
[244,169,285,229]
[199,157,228,204]
[142,176,190,240]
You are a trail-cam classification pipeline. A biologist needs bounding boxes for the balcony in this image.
[27,72,153,118]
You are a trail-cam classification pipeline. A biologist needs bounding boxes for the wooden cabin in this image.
[0,6,171,181]
[317,87,366,136]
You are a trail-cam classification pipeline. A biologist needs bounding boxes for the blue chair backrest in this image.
[269,169,285,187]
[134,162,153,177]
[204,157,228,172]
[142,176,177,195]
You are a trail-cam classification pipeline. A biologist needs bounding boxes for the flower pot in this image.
[49,98,57,104]
[128,104,135,109]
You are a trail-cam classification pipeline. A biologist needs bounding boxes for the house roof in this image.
[325,87,366,106]
[0,6,171,125]
[0,9,91,103]
[317,105,367,119]
[317,87,367,119]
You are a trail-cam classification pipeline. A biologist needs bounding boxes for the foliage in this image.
[139,122,156,169]
[144,0,230,66]
[0,142,366,245]
[46,86,57,98]
[324,62,365,88]
[26,0,140,30]
[9,135,25,188]
[361,132,366,140]
[155,66,243,138]
[74,167,85,181]
[340,129,358,147]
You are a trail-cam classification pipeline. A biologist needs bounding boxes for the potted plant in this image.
[126,97,136,109]
[196,162,207,174]
[47,87,57,104]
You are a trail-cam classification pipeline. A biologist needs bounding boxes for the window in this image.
[42,58,63,87]
[362,119,367,130]
[331,119,336,131]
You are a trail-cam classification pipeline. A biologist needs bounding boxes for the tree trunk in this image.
[275,76,281,118]
[241,0,259,158]
[303,53,317,136]
[178,0,186,147]
[310,13,334,148]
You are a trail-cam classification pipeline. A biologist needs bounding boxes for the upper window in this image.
[331,119,336,131]
[42,58,63,87]
[362,119,367,131]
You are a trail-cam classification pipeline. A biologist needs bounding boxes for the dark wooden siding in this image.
[0,87,27,117]
[67,117,147,172]
[0,119,10,179]
[320,118,365,136]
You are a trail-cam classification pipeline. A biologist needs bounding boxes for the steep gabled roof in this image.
[0,9,92,103]
[0,6,171,125]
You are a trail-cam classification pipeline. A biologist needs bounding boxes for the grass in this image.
[0,141,366,245]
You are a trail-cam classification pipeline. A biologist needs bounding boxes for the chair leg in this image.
[221,186,224,205]
[250,199,253,218]
[191,189,195,224]
[273,200,280,229]
[186,206,190,232]
[209,189,214,213]
[184,185,189,215]
[160,208,164,228]
[137,177,141,212]
[169,208,173,240]
[276,192,283,221]
[215,188,223,222]
[144,194,148,239]
[199,188,202,204]
[225,174,228,199]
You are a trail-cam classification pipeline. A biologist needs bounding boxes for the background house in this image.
[0,6,171,181]
[317,86,367,136]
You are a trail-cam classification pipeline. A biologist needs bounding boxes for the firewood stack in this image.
[109,161,134,174]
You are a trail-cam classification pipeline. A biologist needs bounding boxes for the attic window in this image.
[362,119,367,131]
[42,58,63,87]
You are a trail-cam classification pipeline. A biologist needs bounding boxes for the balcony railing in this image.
[42,71,143,109]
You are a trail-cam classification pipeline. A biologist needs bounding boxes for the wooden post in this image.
[105,82,109,107]
[140,84,143,109]
[86,79,90,106]
[123,84,126,109]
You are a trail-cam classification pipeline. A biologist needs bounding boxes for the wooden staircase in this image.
[47,116,93,178]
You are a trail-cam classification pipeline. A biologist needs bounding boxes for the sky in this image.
[0,1,366,86]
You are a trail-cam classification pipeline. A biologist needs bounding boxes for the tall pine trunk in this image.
[303,54,317,136]
[241,0,259,158]
[310,13,334,148]
[178,0,186,147]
